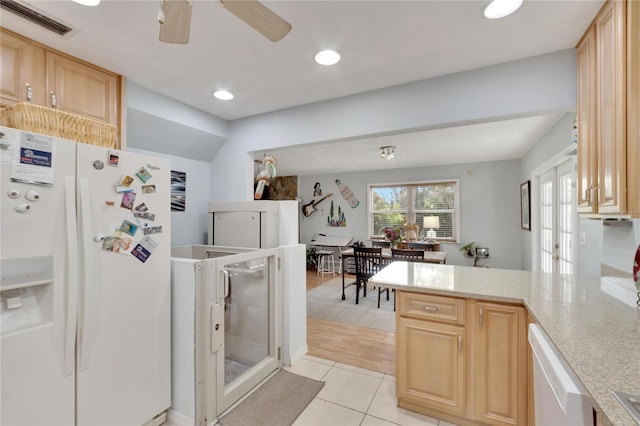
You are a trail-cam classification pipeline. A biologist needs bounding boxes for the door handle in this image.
[50,91,57,108]
[458,335,463,353]
[25,83,32,102]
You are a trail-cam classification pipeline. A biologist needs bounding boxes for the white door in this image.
[539,161,575,275]
[75,143,171,425]
[0,128,77,425]
[214,249,280,417]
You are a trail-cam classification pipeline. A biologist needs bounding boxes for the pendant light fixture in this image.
[380,146,396,160]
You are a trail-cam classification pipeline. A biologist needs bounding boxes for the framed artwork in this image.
[520,180,531,231]
[171,170,186,212]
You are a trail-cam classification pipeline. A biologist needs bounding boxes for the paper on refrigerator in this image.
[10,132,55,185]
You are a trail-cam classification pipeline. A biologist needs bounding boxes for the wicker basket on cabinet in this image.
[0,103,117,148]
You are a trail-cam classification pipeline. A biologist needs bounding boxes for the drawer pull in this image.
[424,305,441,312]
[479,308,484,327]
[458,335,462,353]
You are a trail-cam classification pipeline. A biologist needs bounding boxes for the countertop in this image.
[369,261,640,426]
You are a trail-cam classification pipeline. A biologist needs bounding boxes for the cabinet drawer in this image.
[398,292,465,325]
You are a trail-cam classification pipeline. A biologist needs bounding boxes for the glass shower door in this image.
[216,249,279,416]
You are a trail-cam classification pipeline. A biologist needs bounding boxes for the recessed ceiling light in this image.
[72,0,101,6]
[315,50,341,66]
[213,90,234,101]
[484,0,523,19]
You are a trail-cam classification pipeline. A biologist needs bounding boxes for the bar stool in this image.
[316,250,335,276]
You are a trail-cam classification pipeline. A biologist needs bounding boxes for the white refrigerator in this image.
[0,126,171,425]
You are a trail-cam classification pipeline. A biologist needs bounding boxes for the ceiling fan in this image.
[158,0,292,44]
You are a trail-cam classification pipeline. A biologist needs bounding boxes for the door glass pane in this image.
[540,179,553,273]
[223,257,270,386]
[558,172,574,275]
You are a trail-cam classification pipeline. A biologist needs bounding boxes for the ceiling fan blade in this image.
[220,0,292,42]
[159,0,192,44]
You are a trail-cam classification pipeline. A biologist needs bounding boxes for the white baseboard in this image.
[289,345,309,366]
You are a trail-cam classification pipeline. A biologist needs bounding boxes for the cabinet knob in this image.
[25,83,32,102]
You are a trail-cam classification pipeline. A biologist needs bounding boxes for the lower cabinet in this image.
[396,291,527,426]
[474,302,527,426]
[397,318,466,415]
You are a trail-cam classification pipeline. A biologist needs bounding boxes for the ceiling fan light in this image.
[484,0,523,19]
[72,0,100,6]
[213,90,234,101]
[315,50,341,66]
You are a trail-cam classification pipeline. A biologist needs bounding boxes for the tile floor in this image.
[285,355,459,426]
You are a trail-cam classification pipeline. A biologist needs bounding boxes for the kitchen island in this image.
[369,261,640,426]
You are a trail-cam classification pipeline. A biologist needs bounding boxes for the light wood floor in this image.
[305,269,396,376]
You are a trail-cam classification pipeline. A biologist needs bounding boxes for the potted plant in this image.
[459,242,476,257]
[306,247,318,270]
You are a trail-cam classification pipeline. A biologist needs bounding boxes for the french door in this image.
[538,160,575,274]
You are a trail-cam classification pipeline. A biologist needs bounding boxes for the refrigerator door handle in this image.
[221,269,230,299]
[77,177,97,371]
[63,176,79,376]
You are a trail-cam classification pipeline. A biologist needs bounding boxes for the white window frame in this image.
[367,179,460,242]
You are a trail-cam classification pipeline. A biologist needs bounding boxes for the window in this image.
[368,180,459,242]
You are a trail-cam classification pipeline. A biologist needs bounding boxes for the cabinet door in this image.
[475,303,526,426]
[596,0,627,214]
[397,317,465,415]
[627,0,640,218]
[0,29,46,107]
[576,26,598,213]
[45,51,119,126]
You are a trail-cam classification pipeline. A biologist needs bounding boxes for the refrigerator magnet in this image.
[114,183,134,193]
[133,210,155,221]
[109,151,119,166]
[119,220,138,236]
[135,167,152,183]
[143,226,162,235]
[120,192,136,209]
[120,175,134,187]
[93,160,104,170]
[133,202,148,212]
[131,236,158,263]
[141,184,156,194]
[105,200,115,206]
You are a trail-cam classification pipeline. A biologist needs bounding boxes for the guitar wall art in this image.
[302,193,333,217]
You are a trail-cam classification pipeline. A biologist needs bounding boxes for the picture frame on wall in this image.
[520,180,531,231]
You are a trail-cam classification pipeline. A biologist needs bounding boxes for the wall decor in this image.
[327,200,347,227]
[171,170,186,212]
[335,178,359,208]
[520,180,530,231]
[263,176,298,200]
[302,193,333,217]
[313,182,322,196]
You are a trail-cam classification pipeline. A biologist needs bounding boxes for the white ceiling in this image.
[0,0,602,174]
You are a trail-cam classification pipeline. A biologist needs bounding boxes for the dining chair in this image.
[352,246,383,304]
[378,249,426,310]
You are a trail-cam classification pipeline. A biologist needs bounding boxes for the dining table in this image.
[338,248,447,301]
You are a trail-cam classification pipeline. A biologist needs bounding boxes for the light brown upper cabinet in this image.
[0,28,123,147]
[45,51,119,126]
[576,0,639,217]
[1,28,46,107]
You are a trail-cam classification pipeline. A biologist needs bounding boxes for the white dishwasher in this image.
[528,323,593,426]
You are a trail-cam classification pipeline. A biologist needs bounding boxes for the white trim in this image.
[530,144,578,272]
[288,345,309,367]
